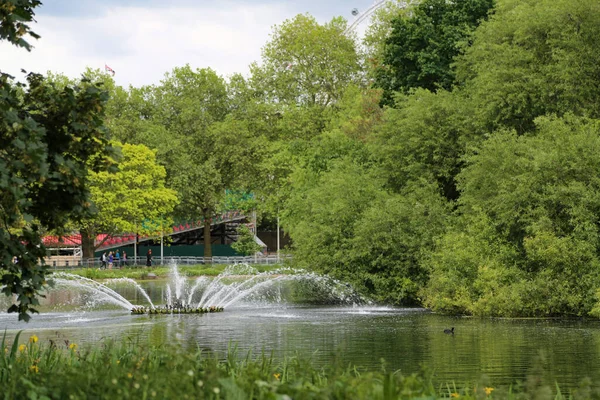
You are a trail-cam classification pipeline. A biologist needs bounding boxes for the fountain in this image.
[49,263,365,315]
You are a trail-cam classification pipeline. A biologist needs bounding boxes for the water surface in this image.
[2,294,599,390]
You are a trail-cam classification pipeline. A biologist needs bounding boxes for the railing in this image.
[46,255,292,270]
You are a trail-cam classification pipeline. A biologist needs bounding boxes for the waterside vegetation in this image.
[2,332,597,400]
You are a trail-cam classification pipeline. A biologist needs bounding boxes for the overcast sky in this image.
[0,0,376,88]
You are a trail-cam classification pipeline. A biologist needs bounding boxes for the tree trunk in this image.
[80,228,96,260]
[203,210,212,259]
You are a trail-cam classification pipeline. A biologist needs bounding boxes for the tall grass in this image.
[1,332,596,399]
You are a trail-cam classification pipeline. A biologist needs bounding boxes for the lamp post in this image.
[277,211,280,263]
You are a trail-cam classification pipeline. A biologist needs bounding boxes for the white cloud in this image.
[0,3,291,87]
[0,1,377,87]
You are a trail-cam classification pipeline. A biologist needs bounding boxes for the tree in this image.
[371,88,481,200]
[456,0,600,133]
[362,0,417,77]
[231,225,262,256]
[79,143,178,258]
[0,1,112,320]
[349,182,450,305]
[146,66,266,258]
[250,14,362,109]
[424,116,600,316]
[374,0,495,105]
[283,158,383,275]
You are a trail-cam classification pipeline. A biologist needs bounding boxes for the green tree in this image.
[424,116,600,316]
[79,143,178,258]
[456,0,600,133]
[0,1,112,320]
[231,225,262,256]
[283,159,383,276]
[151,66,228,258]
[371,88,480,200]
[251,14,362,109]
[349,181,450,304]
[374,0,495,105]
[362,0,417,76]
[146,66,266,258]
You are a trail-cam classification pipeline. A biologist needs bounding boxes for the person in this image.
[108,251,114,270]
[122,251,127,268]
[115,250,121,268]
[100,252,107,269]
[146,249,152,267]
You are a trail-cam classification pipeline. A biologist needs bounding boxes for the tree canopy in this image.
[1,1,113,320]
[373,0,495,105]
[79,143,178,258]
[5,0,600,319]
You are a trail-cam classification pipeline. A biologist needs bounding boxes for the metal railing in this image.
[46,255,292,270]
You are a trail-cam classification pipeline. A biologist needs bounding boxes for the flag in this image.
[105,64,115,76]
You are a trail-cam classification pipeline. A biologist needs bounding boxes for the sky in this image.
[0,0,376,88]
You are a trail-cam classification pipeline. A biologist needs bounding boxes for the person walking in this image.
[146,249,153,267]
[115,250,121,269]
[100,252,107,269]
[122,251,128,268]
[108,251,114,270]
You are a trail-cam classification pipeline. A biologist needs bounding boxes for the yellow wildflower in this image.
[29,365,39,373]
[29,335,38,344]
[127,373,133,379]
[116,360,120,364]
[451,393,460,398]
[485,387,494,395]
[69,343,78,350]
[18,344,26,352]
[273,373,281,380]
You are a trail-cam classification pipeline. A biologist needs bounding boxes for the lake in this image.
[1,276,599,390]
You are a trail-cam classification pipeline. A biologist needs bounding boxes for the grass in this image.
[49,264,283,281]
[2,332,598,399]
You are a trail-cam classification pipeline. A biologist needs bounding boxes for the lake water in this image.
[1,277,599,390]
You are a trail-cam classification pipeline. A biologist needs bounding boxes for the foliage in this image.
[0,1,112,320]
[0,0,40,50]
[284,159,383,276]
[371,88,481,200]
[231,225,262,256]
[349,182,450,305]
[456,0,600,133]
[424,116,600,316]
[362,0,418,74]
[374,0,495,105]
[79,143,178,257]
[149,67,265,257]
[250,14,362,108]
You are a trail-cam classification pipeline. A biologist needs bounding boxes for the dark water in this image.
[1,280,600,389]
